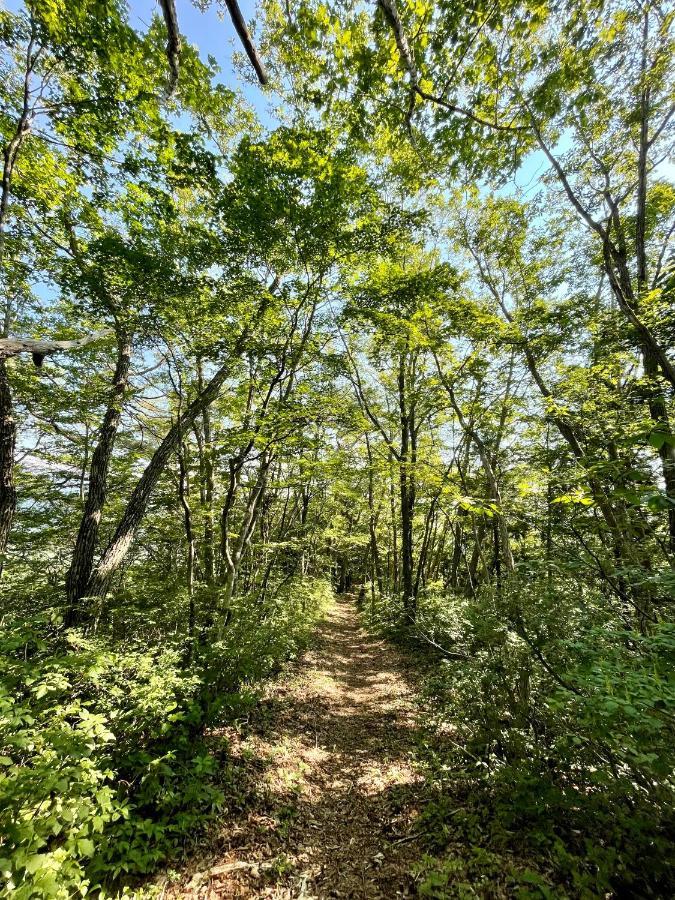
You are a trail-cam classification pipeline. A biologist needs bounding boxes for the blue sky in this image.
[2,0,273,118]
[125,0,271,116]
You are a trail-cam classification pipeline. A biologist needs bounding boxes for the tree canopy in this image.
[1,0,674,897]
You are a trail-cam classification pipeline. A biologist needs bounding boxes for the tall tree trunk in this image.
[525,60,675,557]
[633,18,675,554]
[65,333,131,616]
[83,298,271,601]
[389,449,399,595]
[0,360,15,579]
[365,432,384,596]
[196,357,216,583]
[398,354,415,618]
[449,519,463,590]
[297,485,311,576]
[177,442,195,637]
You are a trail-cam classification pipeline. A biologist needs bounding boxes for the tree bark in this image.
[177,441,196,638]
[398,353,416,618]
[83,298,271,600]
[196,357,216,583]
[65,333,131,615]
[364,432,384,596]
[0,360,16,578]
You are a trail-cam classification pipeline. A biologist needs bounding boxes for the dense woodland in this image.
[1,0,674,896]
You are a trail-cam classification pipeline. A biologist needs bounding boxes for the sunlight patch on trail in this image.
[167,599,424,899]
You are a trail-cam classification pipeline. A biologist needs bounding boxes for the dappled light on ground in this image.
[167,600,423,898]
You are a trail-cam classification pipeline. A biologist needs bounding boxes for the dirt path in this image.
[171,598,424,899]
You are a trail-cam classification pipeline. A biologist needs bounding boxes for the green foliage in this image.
[1,0,674,896]
[199,576,333,710]
[0,618,211,896]
[400,585,675,897]
[0,576,329,897]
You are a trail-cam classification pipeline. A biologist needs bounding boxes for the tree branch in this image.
[0,329,113,364]
[158,0,181,94]
[224,0,269,85]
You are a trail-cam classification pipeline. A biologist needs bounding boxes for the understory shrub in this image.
[0,576,330,898]
[366,581,675,897]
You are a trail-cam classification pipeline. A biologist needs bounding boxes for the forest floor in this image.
[165,597,426,899]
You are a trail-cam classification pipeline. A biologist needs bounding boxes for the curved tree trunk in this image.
[82,294,273,602]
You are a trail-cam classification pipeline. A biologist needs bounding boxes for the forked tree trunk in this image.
[220,452,272,623]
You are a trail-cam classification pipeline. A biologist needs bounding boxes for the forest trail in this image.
[169,599,424,899]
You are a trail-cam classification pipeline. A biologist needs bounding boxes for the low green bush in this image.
[0,620,218,898]
[367,582,675,897]
[0,576,330,898]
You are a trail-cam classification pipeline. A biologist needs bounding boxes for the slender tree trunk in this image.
[545,427,554,590]
[65,333,132,615]
[220,453,271,628]
[298,486,311,576]
[493,519,503,594]
[633,21,675,555]
[196,357,216,583]
[398,354,415,618]
[525,55,675,559]
[0,360,15,579]
[389,449,399,594]
[449,520,463,590]
[177,442,195,637]
[414,498,438,599]
[364,433,384,596]
[468,522,487,591]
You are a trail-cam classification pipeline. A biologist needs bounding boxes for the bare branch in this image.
[224,0,269,86]
[158,0,181,94]
[0,329,113,364]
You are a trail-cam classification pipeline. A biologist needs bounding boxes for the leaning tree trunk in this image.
[82,294,272,601]
[84,358,235,599]
[65,333,131,617]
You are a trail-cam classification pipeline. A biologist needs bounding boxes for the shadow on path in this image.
[168,598,425,899]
